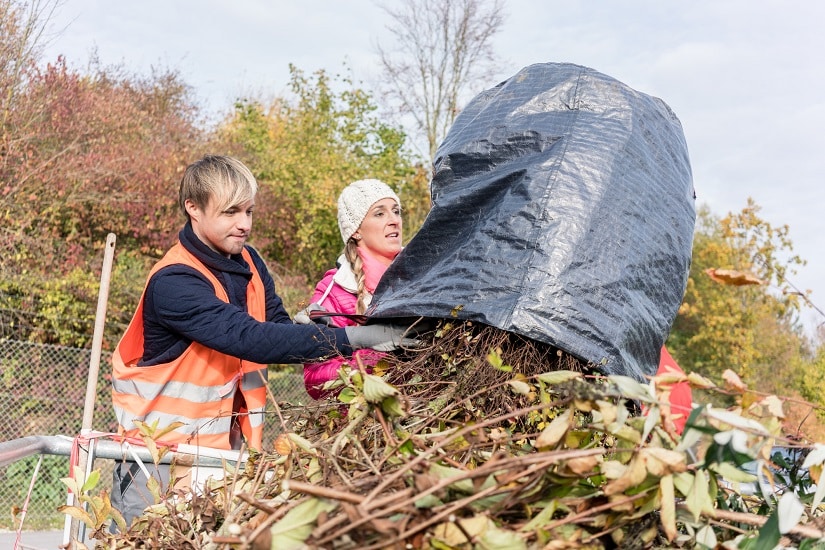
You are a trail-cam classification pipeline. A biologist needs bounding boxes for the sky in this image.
[41,0,825,335]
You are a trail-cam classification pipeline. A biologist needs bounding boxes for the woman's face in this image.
[354,197,403,264]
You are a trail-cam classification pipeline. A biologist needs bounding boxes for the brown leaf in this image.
[604,455,647,495]
[722,369,747,392]
[566,454,601,475]
[705,268,764,286]
[659,475,677,541]
[536,408,572,448]
[642,448,687,477]
[273,433,294,456]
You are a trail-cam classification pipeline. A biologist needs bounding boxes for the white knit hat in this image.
[337,179,401,243]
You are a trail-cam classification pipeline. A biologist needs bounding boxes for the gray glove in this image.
[344,324,420,352]
[294,303,332,326]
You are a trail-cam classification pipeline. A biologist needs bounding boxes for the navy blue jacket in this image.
[140,222,352,366]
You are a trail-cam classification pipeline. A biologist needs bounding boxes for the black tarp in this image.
[369,62,696,381]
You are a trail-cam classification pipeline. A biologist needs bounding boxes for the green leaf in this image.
[478,522,527,550]
[147,476,162,502]
[536,370,582,385]
[81,469,100,493]
[695,524,717,548]
[711,461,757,484]
[704,408,769,435]
[751,508,781,550]
[270,498,337,548]
[642,405,659,442]
[338,387,356,403]
[363,373,399,403]
[287,432,316,453]
[685,471,713,522]
[487,347,512,372]
[380,395,407,417]
[521,501,558,531]
[672,471,694,496]
[414,493,443,508]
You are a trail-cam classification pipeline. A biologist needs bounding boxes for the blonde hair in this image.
[344,239,370,315]
[179,155,257,218]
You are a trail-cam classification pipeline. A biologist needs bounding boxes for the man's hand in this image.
[344,323,421,352]
[294,303,332,326]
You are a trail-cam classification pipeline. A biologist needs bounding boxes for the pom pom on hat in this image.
[337,179,401,243]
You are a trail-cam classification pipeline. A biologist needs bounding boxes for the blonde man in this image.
[111,155,411,524]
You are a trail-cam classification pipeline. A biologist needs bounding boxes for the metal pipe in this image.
[0,435,243,468]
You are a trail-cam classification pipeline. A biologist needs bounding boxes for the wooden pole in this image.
[67,232,116,545]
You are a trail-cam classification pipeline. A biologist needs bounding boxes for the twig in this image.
[365,398,573,501]
[330,405,371,488]
[284,479,365,505]
[317,449,601,547]
[358,458,560,549]
[701,507,825,539]
[235,492,279,514]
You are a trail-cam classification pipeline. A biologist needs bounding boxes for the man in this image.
[110,155,411,524]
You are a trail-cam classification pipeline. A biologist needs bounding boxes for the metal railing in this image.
[0,434,246,546]
[1,233,311,542]
[0,435,239,469]
[0,337,306,532]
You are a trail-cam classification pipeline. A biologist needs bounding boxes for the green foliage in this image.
[4,456,69,530]
[799,344,825,416]
[214,65,425,285]
[669,201,812,397]
[60,460,127,534]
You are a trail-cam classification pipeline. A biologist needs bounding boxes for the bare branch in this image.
[376,0,505,162]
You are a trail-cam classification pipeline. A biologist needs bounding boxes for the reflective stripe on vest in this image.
[112,243,268,450]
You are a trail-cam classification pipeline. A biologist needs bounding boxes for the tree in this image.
[213,66,428,290]
[375,0,505,162]
[668,200,811,398]
[1,0,204,346]
[0,0,56,124]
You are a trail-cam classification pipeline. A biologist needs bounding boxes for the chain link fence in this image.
[0,338,309,530]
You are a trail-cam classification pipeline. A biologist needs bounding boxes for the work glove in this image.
[294,303,332,326]
[344,323,421,352]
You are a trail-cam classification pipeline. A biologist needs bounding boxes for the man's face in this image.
[186,197,254,257]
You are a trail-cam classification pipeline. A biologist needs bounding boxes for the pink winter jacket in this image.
[303,260,384,399]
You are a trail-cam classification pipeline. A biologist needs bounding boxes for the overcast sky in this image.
[42,0,825,335]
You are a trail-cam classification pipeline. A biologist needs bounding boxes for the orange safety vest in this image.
[112,243,268,451]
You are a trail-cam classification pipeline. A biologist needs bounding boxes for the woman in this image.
[300,179,403,399]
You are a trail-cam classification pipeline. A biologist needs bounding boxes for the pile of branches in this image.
[66,321,825,549]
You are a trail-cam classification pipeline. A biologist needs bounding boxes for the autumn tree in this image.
[214,66,428,290]
[668,200,812,398]
[375,0,505,161]
[799,329,825,411]
[0,0,55,121]
[1,0,204,345]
